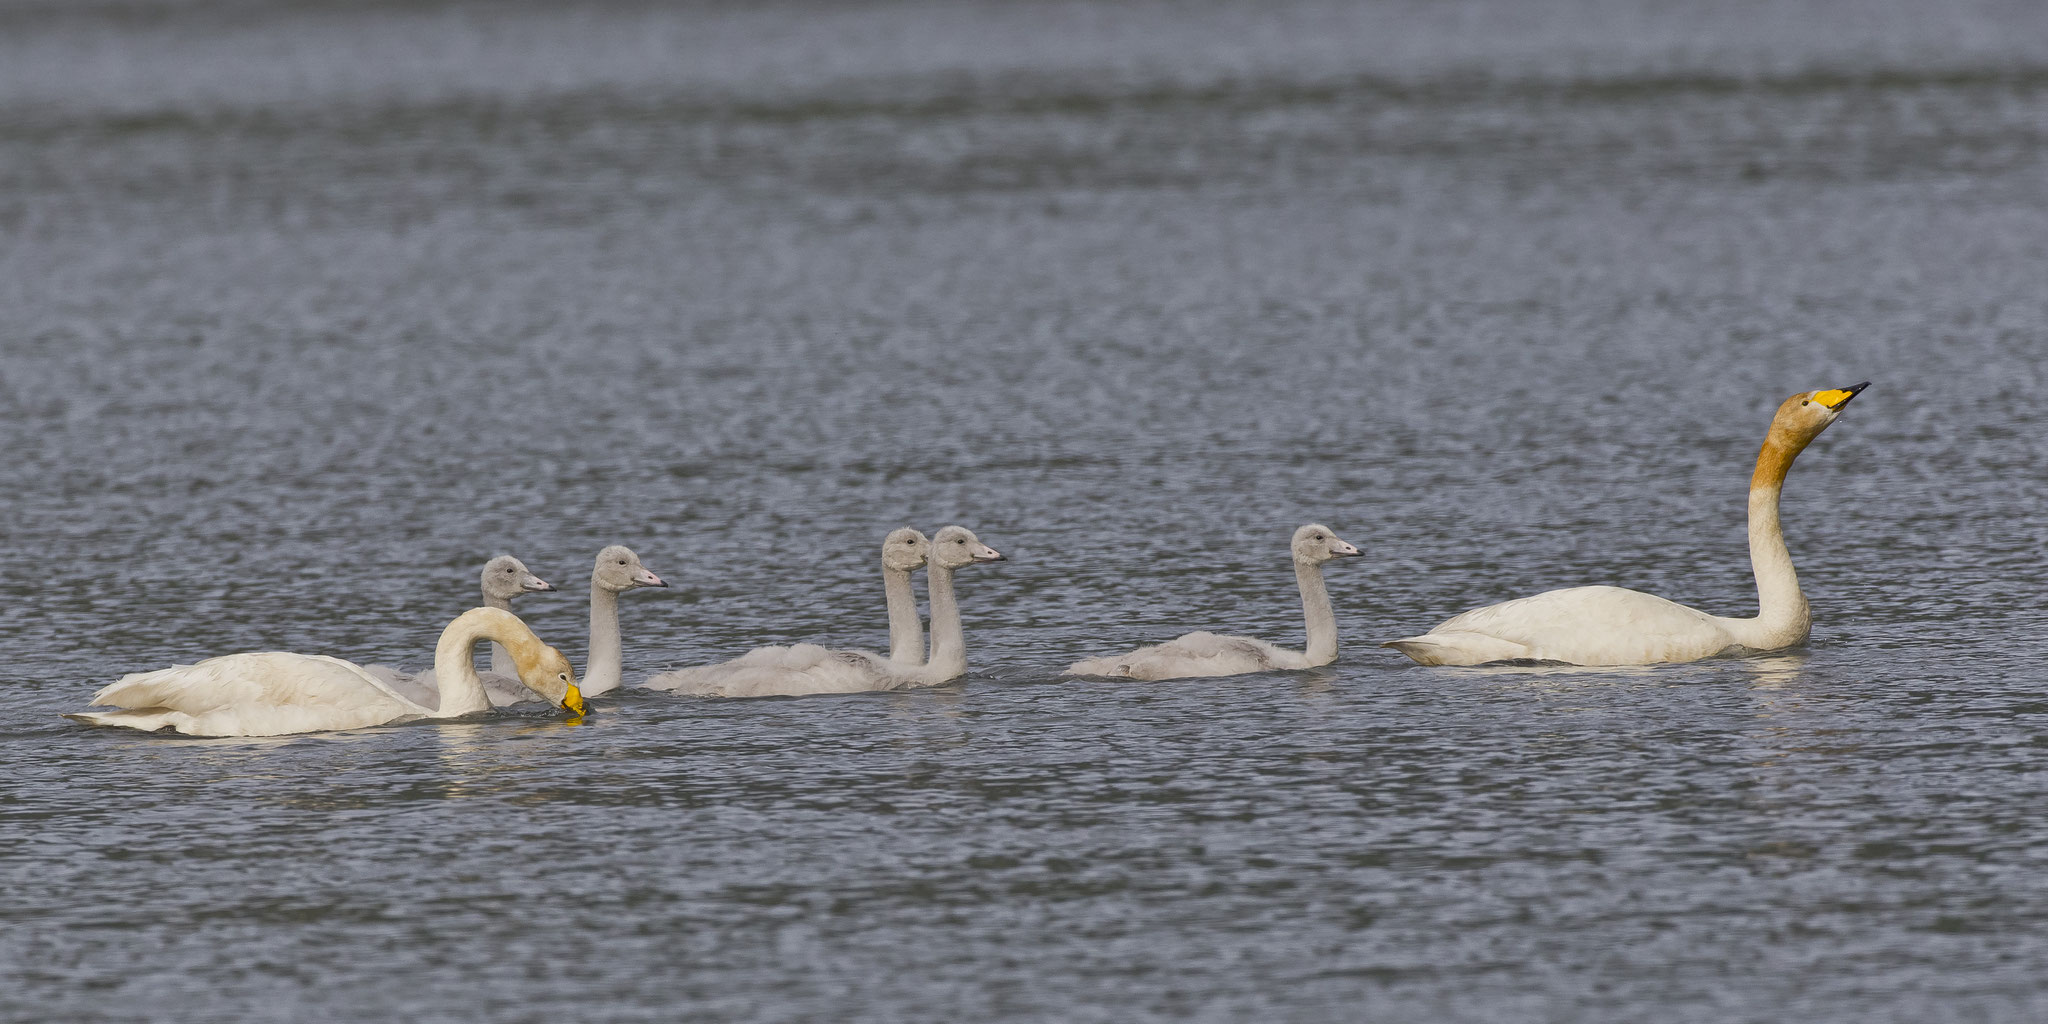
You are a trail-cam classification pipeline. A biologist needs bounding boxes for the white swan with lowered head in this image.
[1384,382,1869,667]
[373,546,667,705]
[65,607,584,737]
[1065,524,1363,680]
[642,526,1000,698]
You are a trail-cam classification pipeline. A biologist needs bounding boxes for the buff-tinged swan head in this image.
[1291,524,1362,564]
[481,555,554,601]
[882,528,932,572]
[593,545,667,593]
[514,641,583,716]
[1767,381,1870,452]
[932,526,1004,570]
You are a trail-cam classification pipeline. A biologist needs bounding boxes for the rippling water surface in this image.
[4,1,2048,1020]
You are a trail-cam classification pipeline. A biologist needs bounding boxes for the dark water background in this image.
[3,1,2047,1020]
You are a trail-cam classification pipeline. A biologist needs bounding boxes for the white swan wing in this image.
[643,644,902,698]
[72,653,424,737]
[1067,631,1300,681]
[1388,586,1736,666]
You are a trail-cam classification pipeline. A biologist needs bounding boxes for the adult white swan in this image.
[642,525,1000,698]
[373,546,665,704]
[1064,524,1363,680]
[65,607,583,737]
[1384,382,1869,666]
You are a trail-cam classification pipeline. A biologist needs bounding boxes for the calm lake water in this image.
[4,0,2048,1020]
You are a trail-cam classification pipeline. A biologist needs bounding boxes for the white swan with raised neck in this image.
[1384,382,1868,667]
[1064,524,1363,680]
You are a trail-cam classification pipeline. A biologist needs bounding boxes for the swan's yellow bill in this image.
[1812,386,1863,409]
[562,683,586,716]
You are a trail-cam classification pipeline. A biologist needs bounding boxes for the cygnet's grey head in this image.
[882,527,931,573]
[592,545,668,592]
[931,526,1005,570]
[481,555,555,602]
[1290,524,1362,564]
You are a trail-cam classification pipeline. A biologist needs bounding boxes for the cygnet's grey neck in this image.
[1295,556,1339,666]
[483,590,515,677]
[922,562,967,681]
[884,565,924,664]
[585,584,624,695]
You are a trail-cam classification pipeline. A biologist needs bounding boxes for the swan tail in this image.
[1382,632,1527,667]
[89,663,243,714]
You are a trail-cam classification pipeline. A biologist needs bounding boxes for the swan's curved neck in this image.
[483,591,514,677]
[923,563,966,681]
[884,566,924,664]
[429,617,518,717]
[586,584,623,695]
[1723,436,1811,649]
[1296,558,1338,665]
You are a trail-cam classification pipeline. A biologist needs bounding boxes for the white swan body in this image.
[65,607,583,737]
[367,555,556,706]
[1065,524,1362,680]
[376,546,666,705]
[644,526,999,698]
[1386,382,1868,667]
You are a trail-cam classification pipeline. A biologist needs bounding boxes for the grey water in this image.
[3,0,2048,1020]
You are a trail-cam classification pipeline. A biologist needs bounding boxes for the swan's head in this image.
[1291,524,1362,564]
[1769,381,1870,450]
[882,528,931,572]
[517,643,584,717]
[593,545,667,593]
[932,526,1005,570]
[481,555,554,602]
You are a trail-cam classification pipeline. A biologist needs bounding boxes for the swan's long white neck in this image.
[429,613,514,717]
[585,583,624,696]
[1719,438,1811,650]
[1296,558,1339,666]
[922,562,967,681]
[884,565,924,664]
[483,590,515,677]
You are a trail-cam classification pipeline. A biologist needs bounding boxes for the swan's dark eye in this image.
[618,559,627,565]
[1801,400,1810,406]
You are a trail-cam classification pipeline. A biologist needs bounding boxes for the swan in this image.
[1384,382,1869,667]
[373,545,667,704]
[64,607,583,737]
[579,545,670,696]
[642,525,1001,698]
[1064,524,1363,680]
